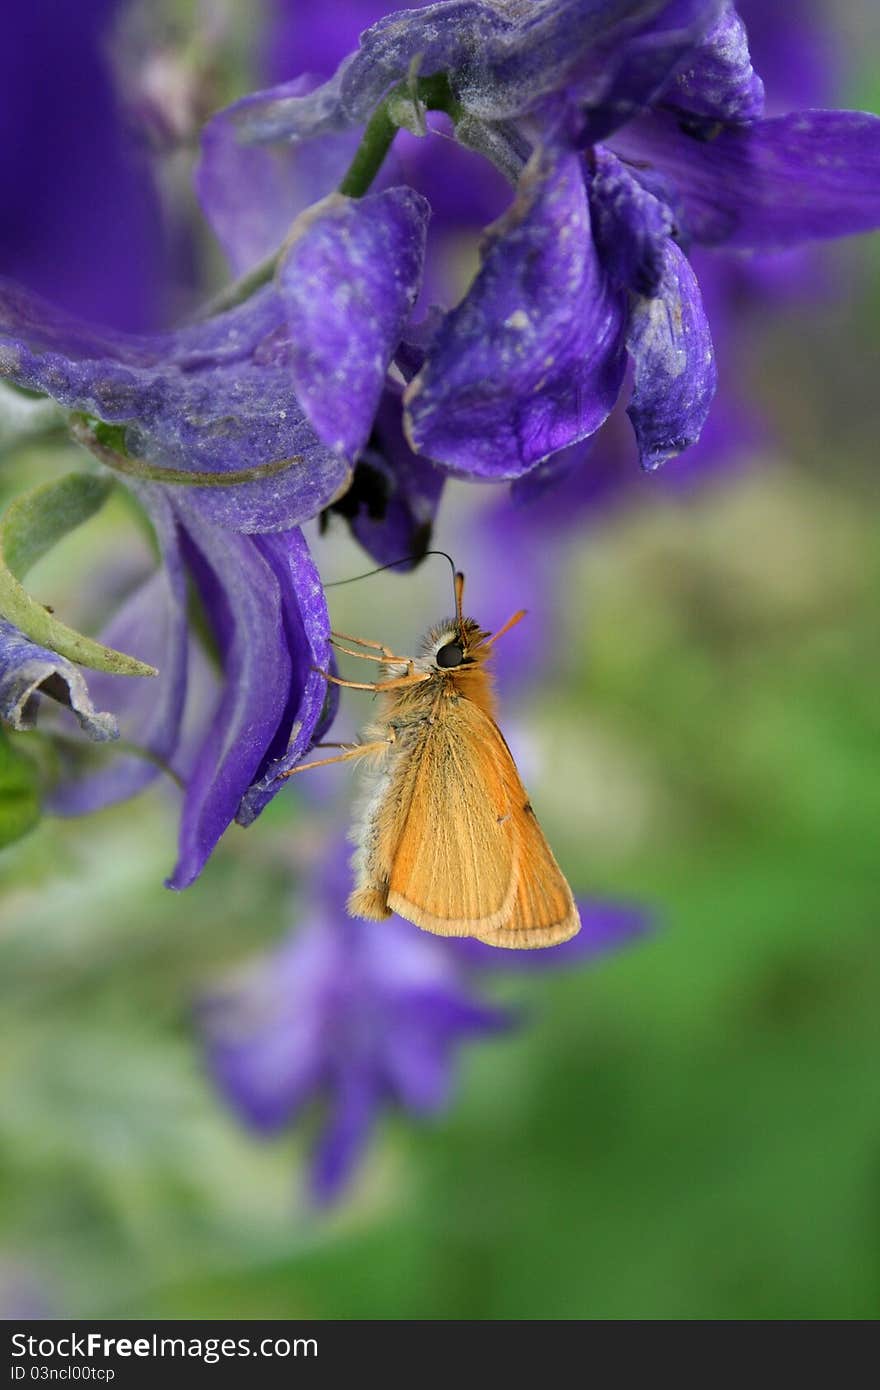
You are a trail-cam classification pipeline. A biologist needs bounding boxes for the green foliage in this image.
[0,471,157,677]
[0,727,40,849]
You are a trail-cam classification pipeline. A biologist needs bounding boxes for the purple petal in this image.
[47,486,188,814]
[230,3,723,142]
[166,503,294,889]
[448,899,652,969]
[381,988,510,1114]
[405,144,627,478]
[0,280,348,532]
[199,920,345,1133]
[612,109,880,250]
[236,529,336,826]
[589,147,674,295]
[0,618,118,741]
[626,239,717,470]
[380,1029,455,1114]
[558,0,729,143]
[348,0,722,130]
[321,386,445,567]
[664,2,764,127]
[203,1003,324,1135]
[197,75,359,275]
[310,1067,380,1204]
[277,187,430,459]
[231,5,495,146]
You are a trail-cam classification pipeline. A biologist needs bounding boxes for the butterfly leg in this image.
[313,665,427,693]
[279,733,395,779]
[329,640,411,665]
[331,629,396,657]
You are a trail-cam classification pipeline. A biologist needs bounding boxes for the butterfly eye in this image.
[436,641,464,669]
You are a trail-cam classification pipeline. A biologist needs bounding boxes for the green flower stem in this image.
[71,416,302,487]
[206,72,463,316]
[0,472,158,678]
[337,98,399,199]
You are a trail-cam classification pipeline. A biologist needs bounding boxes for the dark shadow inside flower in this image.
[318,386,444,568]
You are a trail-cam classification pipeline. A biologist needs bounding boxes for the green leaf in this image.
[0,726,40,848]
[3,471,113,579]
[0,472,157,678]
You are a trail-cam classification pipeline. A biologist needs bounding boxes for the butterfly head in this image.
[421,616,492,673]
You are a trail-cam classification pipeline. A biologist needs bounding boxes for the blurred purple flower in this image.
[202,0,880,483]
[1,0,173,332]
[199,837,650,1203]
[200,861,508,1203]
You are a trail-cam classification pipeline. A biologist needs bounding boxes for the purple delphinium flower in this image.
[0,280,352,886]
[201,0,880,486]
[465,0,849,542]
[199,835,650,1203]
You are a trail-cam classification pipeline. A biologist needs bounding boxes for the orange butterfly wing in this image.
[385,697,580,948]
[385,697,519,935]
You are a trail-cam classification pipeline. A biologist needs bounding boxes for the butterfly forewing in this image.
[385,699,519,935]
[477,785,581,948]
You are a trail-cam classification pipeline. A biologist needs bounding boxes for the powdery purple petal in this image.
[0,280,348,532]
[277,187,430,459]
[405,144,627,478]
[197,75,360,276]
[236,528,336,826]
[612,109,880,250]
[556,0,727,143]
[228,2,722,145]
[626,238,716,470]
[230,4,495,145]
[47,486,188,814]
[589,147,674,295]
[666,1,764,127]
[0,618,118,741]
[167,502,293,889]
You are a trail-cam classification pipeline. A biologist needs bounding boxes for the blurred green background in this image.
[2,0,880,1321]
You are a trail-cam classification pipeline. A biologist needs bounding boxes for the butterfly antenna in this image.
[325,549,458,589]
[485,609,527,646]
[454,570,466,631]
